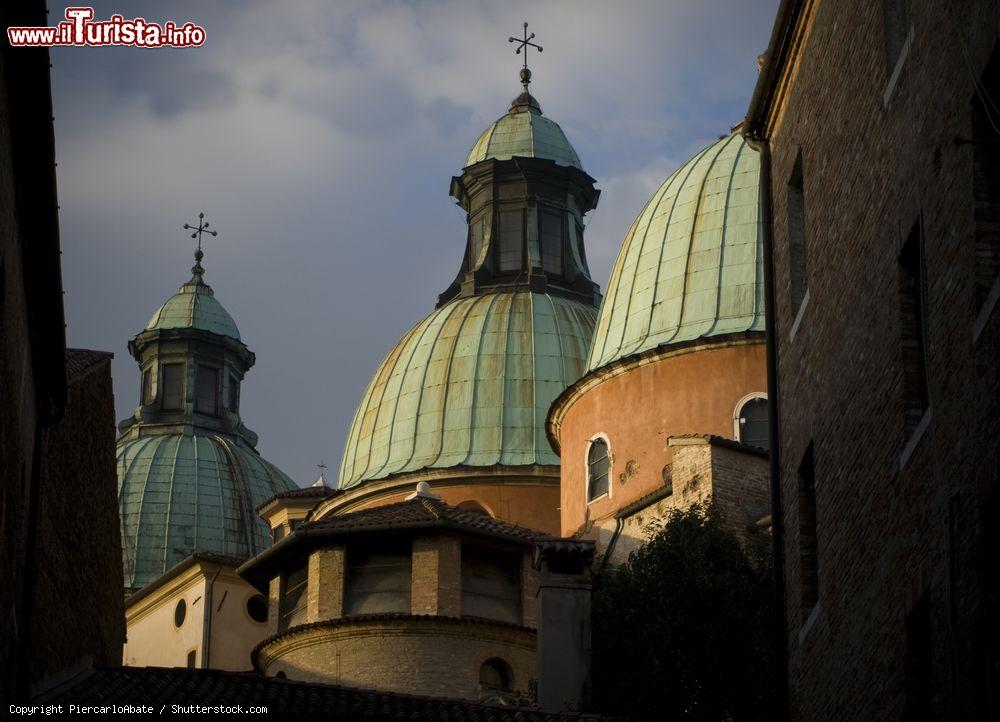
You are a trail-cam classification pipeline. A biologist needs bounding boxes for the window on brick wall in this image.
[344,543,411,616]
[461,545,521,624]
[479,657,514,692]
[787,151,808,316]
[797,442,818,621]
[899,219,930,439]
[903,591,932,720]
[161,363,184,410]
[972,45,1000,314]
[883,0,912,79]
[278,563,308,631]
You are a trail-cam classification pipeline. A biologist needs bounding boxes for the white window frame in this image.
[733,392,768,443]
[584,433,613,505]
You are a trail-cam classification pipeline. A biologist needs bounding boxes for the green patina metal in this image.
[117,433,294,590]
[338,292,597,489]
[587,132,765,372]
[146,277,241,340]
[117,253,296,591]
[466,94,582,170]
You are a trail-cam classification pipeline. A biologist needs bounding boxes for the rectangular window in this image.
[787,151,808,314]
[461,546,521,624]
[226,373,239,413]
[344,543,411,616]
[278,563,308,631]
[498,210,523,272]
[972,47,1000,313]
[141,368,153,405]
[470,214,485,268]
[899,219,929,439]
[196,365,219,416]
[161,363,184,410]
[883,0,912,77]
[797,442,818,621]
[541,211,564,276]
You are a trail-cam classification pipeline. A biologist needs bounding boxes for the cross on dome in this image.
[508,22,542,92]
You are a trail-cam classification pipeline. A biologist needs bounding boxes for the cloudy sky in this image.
[51,0,778,487]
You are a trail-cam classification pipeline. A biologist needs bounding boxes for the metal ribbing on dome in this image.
[117,433,296,590]
[587,132,765,372]
[338,292,596,489]
[145,280,241,340]
[465,101,582,169]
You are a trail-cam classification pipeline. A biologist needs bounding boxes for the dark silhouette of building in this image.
[1,1,124,702]
[746,0,999,718]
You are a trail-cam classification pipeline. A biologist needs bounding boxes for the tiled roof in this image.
[668,433,769,458]
[239,497,552,585]
[255,485,339,513]
[301,497,551,544]
[65,348,113,382]
[41,666,616,720]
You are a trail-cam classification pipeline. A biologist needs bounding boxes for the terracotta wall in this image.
[557,342,766,537]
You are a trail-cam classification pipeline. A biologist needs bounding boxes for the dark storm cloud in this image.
[51,0,779,486]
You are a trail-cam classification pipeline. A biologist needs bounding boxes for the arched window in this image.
[735,395,769,451]
[479,658,513,692]
[587,438,610,501]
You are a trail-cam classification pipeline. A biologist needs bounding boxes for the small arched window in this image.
[587,438,610,501]
[736,395,769,451]
[479,658,513,692]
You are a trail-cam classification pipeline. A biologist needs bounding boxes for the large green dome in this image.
[465,92,581,170]
[117,433,295,590]
[339,292,596,489]
[146,277,241,340]
[587,132,764,372]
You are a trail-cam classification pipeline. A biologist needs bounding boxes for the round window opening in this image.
[246,594,268,624]
[174,599,186,628]
[479,658,513,691]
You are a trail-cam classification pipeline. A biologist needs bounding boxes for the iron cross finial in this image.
[508,22,542,91]
[182,212,218,271]
[317,461,327,473]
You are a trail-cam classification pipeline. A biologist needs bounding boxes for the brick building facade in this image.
[746,0,1000,717]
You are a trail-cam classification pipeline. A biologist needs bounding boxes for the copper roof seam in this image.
[457,292,502,467]
[496,293,517,466]
[388,299,464,477]
[528,292,538,461]
[612,143,702,362]
[704,136,747,338]
[428,295,480,468]
[160,435,185,579]
[361,317,431,480]
[660,134,734,348]
[131,435,167,587]
[117,435,158,586]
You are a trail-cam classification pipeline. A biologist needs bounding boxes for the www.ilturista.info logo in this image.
[7,7,206,48]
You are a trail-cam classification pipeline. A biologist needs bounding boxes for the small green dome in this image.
[117,432,296,590]
[587,132,764,372]
[339,292,597,488]
[146,277,241,341]
[466,93,582,170]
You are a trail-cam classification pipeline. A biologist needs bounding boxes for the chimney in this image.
[533,539,596,712]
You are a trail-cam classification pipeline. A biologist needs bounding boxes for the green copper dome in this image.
[118,249,296,592]
[146,276,241,341]
[587,132,764,372]
[118,433,295,590]
[339,292,597,489]
[466,92,582,170]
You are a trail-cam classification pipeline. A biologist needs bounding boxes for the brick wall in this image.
[761,1,1000,717]
[32,357,125,682]
[257,616,536,701]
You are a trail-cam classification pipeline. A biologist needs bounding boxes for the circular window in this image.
[275,671,287,679]
[246,594,268,624]
[174,599,186,628]
[479,658,512,691]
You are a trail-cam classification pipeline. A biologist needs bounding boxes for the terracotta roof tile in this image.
[65,348,113,382]
[42,666,617,720]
